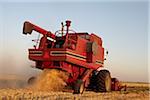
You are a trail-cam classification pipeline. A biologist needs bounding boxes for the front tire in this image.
[96,70,111,92]
[89,71,97,90]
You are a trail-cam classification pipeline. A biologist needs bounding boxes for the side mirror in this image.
[23,21,33,35]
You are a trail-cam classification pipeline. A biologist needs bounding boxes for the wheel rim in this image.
[105,75,111,91]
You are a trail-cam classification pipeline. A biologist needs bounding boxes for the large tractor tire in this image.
[73,79,85,94]
[96,70,111,92]
[88,71,97,90]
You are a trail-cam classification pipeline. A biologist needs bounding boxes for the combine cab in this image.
[23,20,125,93]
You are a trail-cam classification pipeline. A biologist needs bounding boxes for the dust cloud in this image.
[28,69,69,91]
[0,53,41,89]
[0,74,27,89]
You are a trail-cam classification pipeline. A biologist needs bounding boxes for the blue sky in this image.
[0,1,149,82]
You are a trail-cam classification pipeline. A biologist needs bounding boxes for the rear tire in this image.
[73,79,85,94]
[96,70,111,92]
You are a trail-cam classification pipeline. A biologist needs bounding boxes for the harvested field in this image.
[0,82,149,100]
[0,87,149,100]
[0,72,149,100]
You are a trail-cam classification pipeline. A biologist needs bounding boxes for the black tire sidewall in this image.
[96,70,111,92]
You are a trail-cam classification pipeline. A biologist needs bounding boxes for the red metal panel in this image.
[24,21,107,92]
[24,21,55,39]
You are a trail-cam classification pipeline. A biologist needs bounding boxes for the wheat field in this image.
[0,86,149,100]
[0,73,149,100]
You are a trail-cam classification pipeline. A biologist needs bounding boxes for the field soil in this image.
[0,74,149,100]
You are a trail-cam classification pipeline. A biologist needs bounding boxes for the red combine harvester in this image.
[23,20,125,94]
